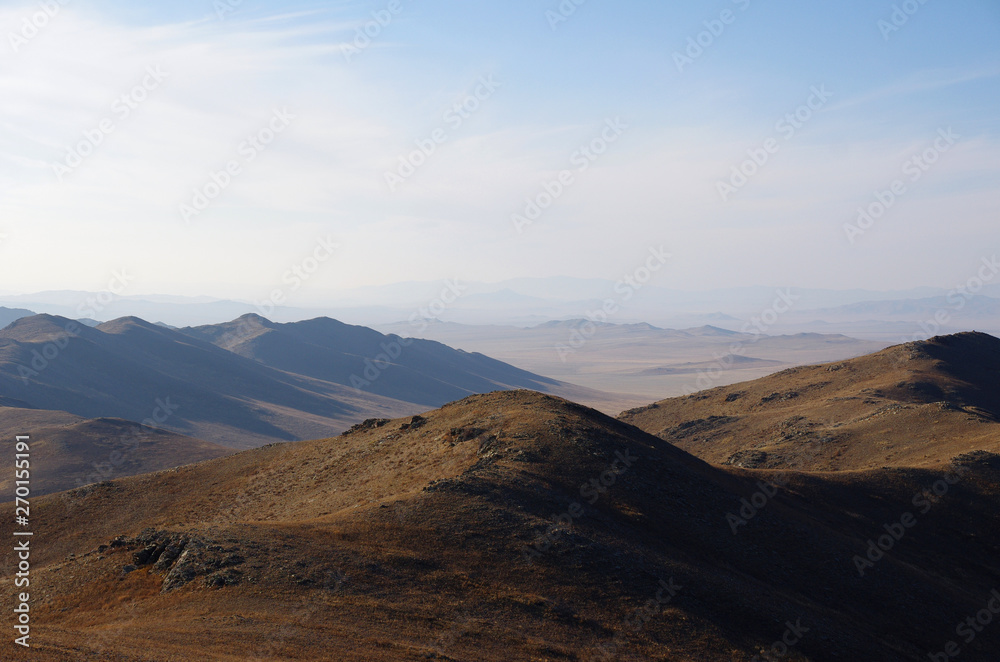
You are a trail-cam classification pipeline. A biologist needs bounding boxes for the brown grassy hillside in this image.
[619,332,1000,471]
[2,391,998,661]
[0,407,233,496]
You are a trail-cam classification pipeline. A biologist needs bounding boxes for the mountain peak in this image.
[684,324,740,336]
[232,312,277,329]
[922,329,1000,351]
[97,316,164,334]
[0,313,85,341]
[621,330,1000,471]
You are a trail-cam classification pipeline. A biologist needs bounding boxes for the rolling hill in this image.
[619,331,1000,471]
[0,306,34,329]
[0,313,618,448]
[2,390,998,660]
[178,314,600,408]
[0,405,232,496]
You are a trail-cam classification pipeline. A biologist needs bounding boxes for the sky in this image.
[0,0,998,305]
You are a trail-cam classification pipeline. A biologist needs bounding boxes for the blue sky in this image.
[0,0,997,302]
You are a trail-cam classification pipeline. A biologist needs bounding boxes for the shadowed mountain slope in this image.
[619,332,1000,470]
[0,405,232,496]
[0,314,422,448]
[3,391,998,661]
[179,314,605,407]
[0,306,35,329]
[0,314,604,448]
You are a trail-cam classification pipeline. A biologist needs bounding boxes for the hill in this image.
[619,332,1000,470]
[178,314,605,408]
[0,406,232,495]
[0,313,608,448]
[2,391,998,660]
[0,305,35,329]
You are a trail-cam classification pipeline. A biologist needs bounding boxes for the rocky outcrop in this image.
[108,529,246,592]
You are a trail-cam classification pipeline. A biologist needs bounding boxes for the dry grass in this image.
[0,375,997,660]
[621,332,1000,470]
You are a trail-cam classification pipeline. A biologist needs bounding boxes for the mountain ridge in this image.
[3,389,999,660]
[0,313,618,448]
[620,331,1000,470]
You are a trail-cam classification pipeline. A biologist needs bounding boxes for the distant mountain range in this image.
[6,341,999,659]
[0,313,611,449]
[792,294,1000,319]
[179,313,579,408]
[376,318,890,405]
[3,280,999,329]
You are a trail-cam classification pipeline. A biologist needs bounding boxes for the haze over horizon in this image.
[4,4,1000,659]
[1,0,998,303]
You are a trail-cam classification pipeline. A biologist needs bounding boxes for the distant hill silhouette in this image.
[0,306,34,329]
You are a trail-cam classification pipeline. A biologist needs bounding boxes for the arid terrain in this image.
[2,333,999,660]
[0,407,232,496]
[620,331,1000,471]
[377,320,888,409]
[4,1,996,659]
[0,314,621,448]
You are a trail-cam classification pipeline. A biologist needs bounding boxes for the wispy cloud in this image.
[828,66,1000,113]
[0,0,997,297]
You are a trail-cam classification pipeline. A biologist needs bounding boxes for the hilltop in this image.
[3,390,999,660]
[620,332,1000,470]
[0,313,613,448]
[0,405,232,496]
